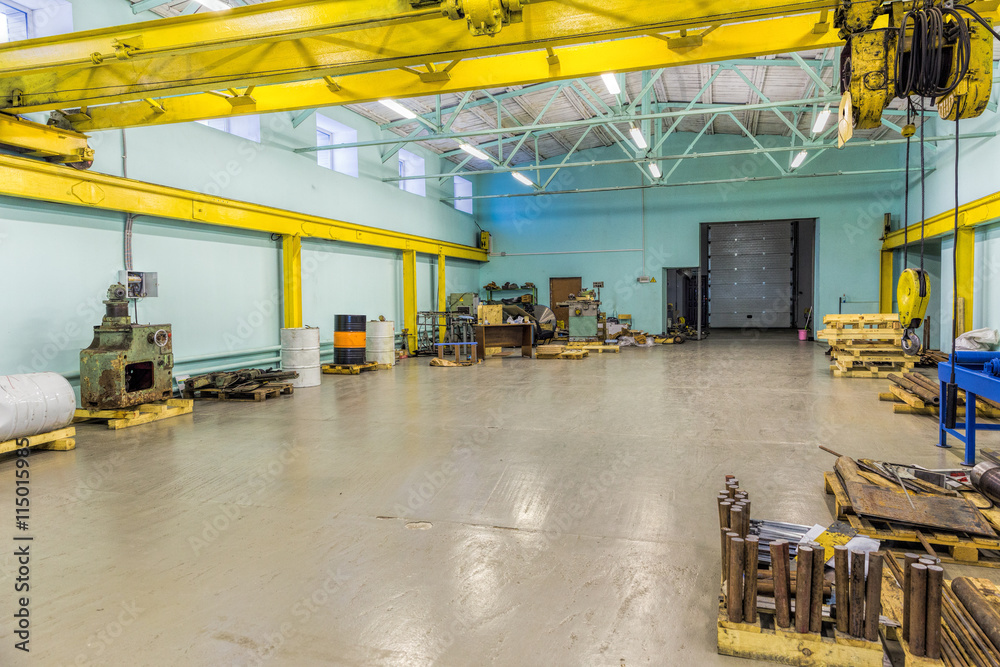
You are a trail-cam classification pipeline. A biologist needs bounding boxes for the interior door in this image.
[549,277,582,326]
[707,221,795,328]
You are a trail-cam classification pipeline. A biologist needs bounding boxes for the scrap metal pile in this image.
[183,368,298,401]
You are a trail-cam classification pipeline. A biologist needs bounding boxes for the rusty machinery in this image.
[80,282,174,410]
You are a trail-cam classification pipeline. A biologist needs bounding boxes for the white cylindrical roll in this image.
[366,320,396,366]
[0,373,76,442]
[280,327,321,388]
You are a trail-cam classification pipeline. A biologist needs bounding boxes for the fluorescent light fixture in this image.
[512,172,534,187]
[790,149,808,169]
[193,0,231,11]
[379,99,416,120]
[649,162,661,179]
[812,104,832,133]
[629,127,648,150]
[601,73,621,96]
[459,143,490,161]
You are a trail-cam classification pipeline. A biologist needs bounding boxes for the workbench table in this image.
[476,324,533,359]
[938,351,1000,465]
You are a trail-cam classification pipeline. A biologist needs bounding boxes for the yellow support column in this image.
[438,252,447,343]
[403,249,418,353]
[880,249,894,314]
[956,227,975,334]
[282,235,303,329]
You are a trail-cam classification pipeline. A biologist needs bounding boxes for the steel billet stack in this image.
[716,476,885,666]
[903,555,944,659]
[830,545,884,641]
[718,476,758,624]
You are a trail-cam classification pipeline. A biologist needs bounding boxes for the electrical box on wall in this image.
[479,231,492,253]
[637,276,654,284]
[118,271,158,298]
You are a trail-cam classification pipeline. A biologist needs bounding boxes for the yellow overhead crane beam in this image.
[881,189,1000,333]
[0,112,94,164]
[0,0,839,116]
[0,152,486,262]
[65,14,843,132]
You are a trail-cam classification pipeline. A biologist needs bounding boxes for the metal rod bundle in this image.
[719,475,760,625]
[795,546,814,633]
[771,540,792,629]
[834,546,850,634]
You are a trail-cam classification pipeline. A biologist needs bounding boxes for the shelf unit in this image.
[484,285,538,303]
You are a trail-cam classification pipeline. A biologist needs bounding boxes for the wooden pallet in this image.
[832,365,911,379]
[0,427,76,456]
[184,382,294,402]
[878,564,944,667]
[322,362,380,375]
[74,399,194,430]
[717,605,883,666]
[878,390,1000,419]
[824,471,1000,566]
[537,346,588,360]
[564,342,620,353]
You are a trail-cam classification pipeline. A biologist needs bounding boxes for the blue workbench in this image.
[938,351,1000,465]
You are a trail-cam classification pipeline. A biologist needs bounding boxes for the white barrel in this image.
[366,320,396,366]
[0,373,76,442]
[281,327,321,388]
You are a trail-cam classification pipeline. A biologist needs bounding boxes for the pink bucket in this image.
[798,329,808,341]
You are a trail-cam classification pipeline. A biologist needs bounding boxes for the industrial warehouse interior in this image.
[9,1,1000,666]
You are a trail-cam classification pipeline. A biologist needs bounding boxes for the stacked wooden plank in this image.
[878,372,1000,418]
[817,314,912,378]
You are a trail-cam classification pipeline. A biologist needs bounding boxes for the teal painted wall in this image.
[896,102,1000,350]
[475,134,905,333]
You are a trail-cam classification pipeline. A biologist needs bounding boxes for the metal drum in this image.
[334,315,367,365]
[366,320,396,366]
[281,327,321,388]
[0,373,76,442]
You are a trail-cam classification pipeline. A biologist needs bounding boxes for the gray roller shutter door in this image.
[708,221,794,328]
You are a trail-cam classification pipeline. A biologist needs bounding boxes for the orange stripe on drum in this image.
[334,331,366,347]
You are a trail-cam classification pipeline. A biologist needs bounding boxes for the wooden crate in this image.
[74,399,193,430]
[0,427,76,456]
[185,382,293,402]
[824,471,1000,566]
[717,604,883,666]
[477,304,504,326]
[831,365,910,379]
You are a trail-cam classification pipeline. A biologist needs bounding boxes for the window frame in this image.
[398,148,426,197]
[453,175,473,214]
[315,114,359,178]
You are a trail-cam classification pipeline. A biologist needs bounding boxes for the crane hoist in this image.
[836,0,999,355]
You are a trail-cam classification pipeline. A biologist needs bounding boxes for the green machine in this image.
[557,286,602,342]
[80,283,174,410]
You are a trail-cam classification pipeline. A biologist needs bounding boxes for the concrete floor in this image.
[2,332,999,666]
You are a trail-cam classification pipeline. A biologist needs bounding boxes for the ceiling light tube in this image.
[379,99,417,120]
[812,104,832,133]
[629,126,648,150]
[601,73,621,96]
[649,162,661,179]
[512,172,534,187]
[790,149,808,169]
[459,143,490,161]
